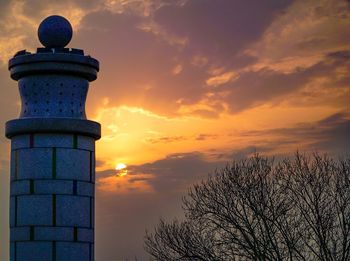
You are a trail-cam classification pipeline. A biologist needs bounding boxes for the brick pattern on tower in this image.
[10,134,95,261]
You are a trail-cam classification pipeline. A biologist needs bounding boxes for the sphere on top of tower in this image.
[38,15,73,48]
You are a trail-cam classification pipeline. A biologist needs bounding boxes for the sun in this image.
[115,163,128,177]
[116,163,127,170]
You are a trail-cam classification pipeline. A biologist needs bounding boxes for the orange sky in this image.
[0,0,350,260]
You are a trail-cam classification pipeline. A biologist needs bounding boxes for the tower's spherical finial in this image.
[38,15,73,48]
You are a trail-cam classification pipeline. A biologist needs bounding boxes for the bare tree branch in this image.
[145,153,350,261]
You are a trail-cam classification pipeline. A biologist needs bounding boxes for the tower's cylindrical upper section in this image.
[6,15,100,140]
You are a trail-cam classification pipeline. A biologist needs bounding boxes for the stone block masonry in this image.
[10,134,96,261]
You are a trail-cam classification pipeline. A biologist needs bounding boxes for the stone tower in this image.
[6,16,100,261]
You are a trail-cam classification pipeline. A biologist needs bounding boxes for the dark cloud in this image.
[223,50,350,112]
[129,152,223,192]
[285,112,350,148]
[326,50,350,62]
[97,152,226,194]
[309,113,350,154]
[155,0,292,65]
[145,135,187,144]
[324,50,350,88]
[0,0,10,17]
[242,112,350,155]
[195,133,218,141]
[224,68,308,112]
[97,144,295,196]
[318,112,348,125]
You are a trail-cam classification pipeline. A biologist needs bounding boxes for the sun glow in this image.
[116,163,127,170]
[115,163,128,177]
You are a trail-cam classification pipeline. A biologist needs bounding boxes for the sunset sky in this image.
[0,0,350,260]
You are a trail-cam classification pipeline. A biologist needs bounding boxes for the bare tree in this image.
[144,154,350,261]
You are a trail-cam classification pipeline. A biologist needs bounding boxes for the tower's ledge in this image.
[6,117,101,140]
[9,49,99,82]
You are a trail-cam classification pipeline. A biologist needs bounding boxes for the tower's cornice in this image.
[9,50,99,82]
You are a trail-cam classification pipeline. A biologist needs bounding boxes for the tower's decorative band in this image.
[6,15,100,261]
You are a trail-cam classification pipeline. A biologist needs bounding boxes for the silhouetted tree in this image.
[145,154,350,261]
